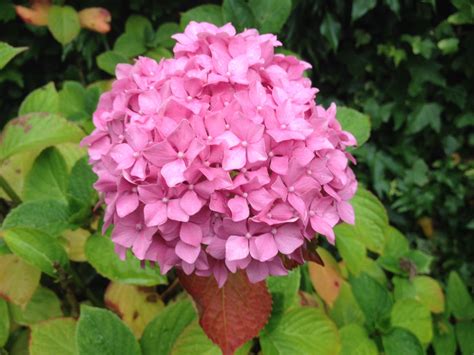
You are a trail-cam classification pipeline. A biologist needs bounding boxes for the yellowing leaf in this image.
[104,282,164,338]
[309,248,343,306]
[62,229,90,262]
[0,254,41,307]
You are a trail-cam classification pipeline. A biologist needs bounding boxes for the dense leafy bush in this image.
[0,0,472,354]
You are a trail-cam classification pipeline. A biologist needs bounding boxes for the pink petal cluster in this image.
[83,21,358,286]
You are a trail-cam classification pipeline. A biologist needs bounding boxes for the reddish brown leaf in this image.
[178,270,272,355]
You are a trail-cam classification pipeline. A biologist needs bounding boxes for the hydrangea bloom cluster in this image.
[83,21,358,286]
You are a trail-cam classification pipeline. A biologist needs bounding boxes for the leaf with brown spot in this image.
[104,282,164,338]
[0,254,41,307]
[178,270,272,355]
[309,248,343,307]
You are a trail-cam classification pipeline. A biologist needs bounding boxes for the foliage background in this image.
[0,0,473,354]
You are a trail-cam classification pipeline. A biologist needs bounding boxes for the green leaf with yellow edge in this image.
[85,233,167,286]
[393,276,445,313]
[19,82,59,116]
[141,300,196,355]
[3,228,69,277]
[330,281,365,327]
[23,147,68,203]
[61,228,90,262]
[391,299,432,345]
[0,254,41,307]
[30,318,77,355]
[308,248,343,306]
[0,42,27,69]
[104,282,164,338]
[0,298,9,347]
[10,287,62,326]
[343,187,388,254]
[47,6,81,45]
[447,271,473,320]
[340,324,378,355]
[0,113,84,161]
[335,223,367,275]
[260,307,340,355]
[382,327,424,355]
[77,305,140,355]
[433,318,456,355]
[337,107,371,147]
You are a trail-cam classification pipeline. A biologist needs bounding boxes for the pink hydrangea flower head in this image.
[83,21,358,287]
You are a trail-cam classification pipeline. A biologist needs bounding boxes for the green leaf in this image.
[336,107,371,147]
[23,147,68,202]
[335,224,367,275]
[437,38,459,55]
[9,287,62,326]
[382,226,409,257]
[47,6,81,45]
[3,228,69,277]
[125,15,154,43]
[320,14,342,51]
[351,273,392,331]
[145,47,173,61]
[344,187,388,254]
[0,298,9,347]
[85,233,167,286]
[67,157,97,223]
[260,307,340,355]
[0,42,27,69]
[180,5,225,28]
[382,328,424,355]
[433,319,457,355]
[384,0,400,15]
[152,22,179,49]
[330,281,365,327]
[141,300,196,355]
[407,103,443,134]
[406,249,433,274]
[267,268,300,318]
[352,0,377,21]
[455,320,474,355]
[340,324,378,355]
[249,0,292,33]
[222,0,257,32]
[8,328,29,355]
[361,258,388,286]
[393,276,445,314]
[114,33,147,58]
[58,81,88,120]
[0,113,84,161]
[447,271,473,320]
[76,305,140,355]
[30,318,77,355]
[2,200,70,237]
[171,321,220,354]
[19,82,59,116]
[97,51,129,75]
[391,299,432,345]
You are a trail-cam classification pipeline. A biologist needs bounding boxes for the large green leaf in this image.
[180,5,225,28]
[447,271,473,320]
[320,14,341,51]
[260,307,340,355]
[378,226,410,274]
[0,113,84,161]
[96,51,129,75]
[30,318,77,355]
[339,324,378,355]
[171,321,220,355]
[335,223,367,275]
[114,33,147,58]
[266,267,300,318]
[330,281,365,327]
[23,147,68,202]
[18,82,59,116]
[85,233,167,286]
[152,23,180,49]
[455,320,474,355]
[58,81,89,120]
[141,300,196,355]
[125,15,154,43]
[47,6,81,45]
[9,287,62,326]
[222,0,257,31]
[249,0,292,33]
[3,228,69,277]
[350,273,392,331]
[76,305,140,355]
[393,276,445,314]
[67,157,97,223]
[336,107,371,148]
[433,319,457,355]
[0,298,9,347]
[2,200,70,237]
[391,299,432,345]
[352,0,377,21]
[382,328,424,355]
[0,42,27,69]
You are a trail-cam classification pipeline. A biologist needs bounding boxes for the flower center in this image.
[241,140,248,147]
[245,232,252,239]
[132,152,140,158]
[288,186,295,192]
[162,197,169,203]
[242,192,249,198]
[177,151,184,158]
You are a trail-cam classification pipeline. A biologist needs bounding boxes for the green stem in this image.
[0,175,21,206]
